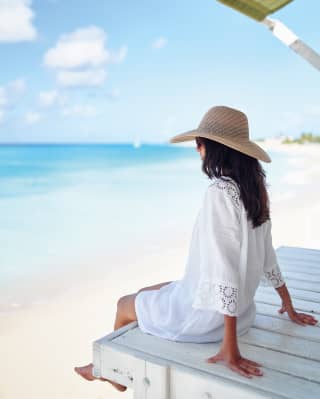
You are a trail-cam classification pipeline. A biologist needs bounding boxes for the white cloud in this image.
[44,26,108,69]
[0,0,37,42]
[57,68,107,87]
[39,90,58,107]
[61,104,98,117]
[0,109,4,123]
[43,26,127,87]
[152,37,168,49]
[25,111,41,124]
[39,89,67,107]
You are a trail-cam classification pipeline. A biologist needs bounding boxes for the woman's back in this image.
[182,176,284,313]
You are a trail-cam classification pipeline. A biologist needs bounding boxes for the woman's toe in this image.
[74,365,96,381]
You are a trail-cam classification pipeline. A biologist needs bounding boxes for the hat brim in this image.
[169,130,272,163]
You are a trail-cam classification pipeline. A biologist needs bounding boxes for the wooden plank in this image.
[252,313,320,342]
[239,328,320,361]
[278,254,320,262]
[144,362,170,399]
[277,262,320,276]
[278,252,320,262]
[277,258,320,272]
[255,301,320,328]
[93,324,175,397]
[280,271,320,283]
[170,366,282,399]
[258,286,320,303]
[133,355,147,399]
[238,341,320,384]
[277,245,320,255]
[277,251,320,263]
[170,361,320,399]
[278,276,320,292]
[94,343,136,388]
[133,359,170,399]
[112,327,320,398]
[277,252,320,265]
[277,246,320,262]
[254,291,320,314]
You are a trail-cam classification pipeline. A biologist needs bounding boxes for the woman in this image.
[74,105,318,391]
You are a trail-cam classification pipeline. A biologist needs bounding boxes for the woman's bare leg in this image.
[74,280,173,391]
[114,280,173,330]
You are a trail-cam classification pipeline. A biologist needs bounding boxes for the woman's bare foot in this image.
[74,363,127,392]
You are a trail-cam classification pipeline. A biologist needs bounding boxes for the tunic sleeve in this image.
[192,183,241,316]
[260,219,285,289]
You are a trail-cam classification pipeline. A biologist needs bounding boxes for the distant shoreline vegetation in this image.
[255,132,320,144]
[281,132,320,144]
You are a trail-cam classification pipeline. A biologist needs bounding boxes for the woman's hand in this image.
[206,345,263,378]
[278,302,318,326]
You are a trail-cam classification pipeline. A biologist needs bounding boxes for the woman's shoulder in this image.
[207,176,241,209]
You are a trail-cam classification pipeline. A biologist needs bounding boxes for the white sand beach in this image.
[258,142,320,250]
[1,143,319,399]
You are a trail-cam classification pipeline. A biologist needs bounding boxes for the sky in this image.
[0,0,319,144]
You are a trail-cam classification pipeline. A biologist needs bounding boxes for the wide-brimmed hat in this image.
[169,105,271,163]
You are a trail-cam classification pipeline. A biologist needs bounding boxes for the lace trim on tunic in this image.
[260,264,285,288]
[192,279,239,316]
[211,178,241,209]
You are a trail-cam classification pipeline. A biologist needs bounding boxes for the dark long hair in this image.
[196,136,270,228]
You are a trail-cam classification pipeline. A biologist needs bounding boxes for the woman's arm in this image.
[275,283,293,310]
[276,284,318,326]
[206,315,264,378]
[263,220,317,326]
[222,315,240,354]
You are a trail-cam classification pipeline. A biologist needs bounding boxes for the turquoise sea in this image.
[0,143,291,311]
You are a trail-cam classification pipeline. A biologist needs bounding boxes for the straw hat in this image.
[169,105,271,163]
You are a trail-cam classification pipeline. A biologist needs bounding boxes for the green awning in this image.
[217,0,293,21]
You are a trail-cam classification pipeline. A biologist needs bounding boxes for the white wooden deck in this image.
[92,245,320,398]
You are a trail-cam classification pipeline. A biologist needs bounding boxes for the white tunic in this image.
[135,175,285,343]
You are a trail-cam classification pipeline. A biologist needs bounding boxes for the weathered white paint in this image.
[92,246,320,398]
